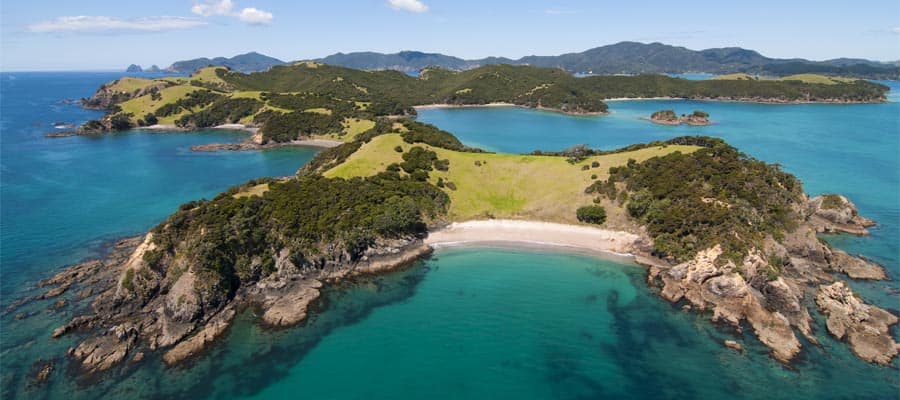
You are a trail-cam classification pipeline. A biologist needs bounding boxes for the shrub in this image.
[576,205,607,225]
[394,145,403,153]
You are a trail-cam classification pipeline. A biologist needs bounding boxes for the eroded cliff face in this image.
[643,196,896,365]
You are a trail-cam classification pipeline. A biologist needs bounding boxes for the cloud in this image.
[892,27,900,34]
[27,16,206,33]
[191,0,273,24]
[238,8,273,24]
[191,0,235,17]
[388,0,429,13]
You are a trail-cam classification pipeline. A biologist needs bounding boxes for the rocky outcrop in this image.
[642,195,894,365]
[808,194,875,235]
[162,307,236,366]
[39,232,431,376]
[815,281,899,365]
[829,250,887,280]
[649,246,804,363]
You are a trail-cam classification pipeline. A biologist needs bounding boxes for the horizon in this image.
[2,0,899,71]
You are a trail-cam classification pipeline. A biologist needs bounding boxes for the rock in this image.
[51,315,99,338]
[815,281,899,365]
[71,324,137,374]
[15,313,26,320]
[261,280,323,327]
[131,352,145,363]
[38,283,70,299]
[162,308,235,366]
[52,298,68,310]
[30,360,53,384]
[724,340,743,352]
[808,195,875,235]
[829,250,887,280]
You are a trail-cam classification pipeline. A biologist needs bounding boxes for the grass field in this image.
[711,73,857,85]
[119,85,205,124]
[108,77,157,93]
[777,74,857,85]
[711,73,756,81]
[325,134,699,222]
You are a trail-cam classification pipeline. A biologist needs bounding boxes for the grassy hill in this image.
[325,133,699,222]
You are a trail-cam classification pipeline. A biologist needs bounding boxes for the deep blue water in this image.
[1,73,898,399]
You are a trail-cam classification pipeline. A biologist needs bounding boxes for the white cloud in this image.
[892,27,900,34]
[238,8,273,24]
[191,0,273,24]
[388,0,429,13]
[191,0,235,17]
[27,16,206,33]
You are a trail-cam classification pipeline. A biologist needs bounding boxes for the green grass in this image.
[778,74,857,85]
[119,85,205,124]
[325,134,700,222]
[108,77,157,93]
[712,73,857,85]
[711,73,757,81]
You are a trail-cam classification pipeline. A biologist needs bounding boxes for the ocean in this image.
[1,72,897,399]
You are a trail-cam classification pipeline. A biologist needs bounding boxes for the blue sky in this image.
[1,0,898,70]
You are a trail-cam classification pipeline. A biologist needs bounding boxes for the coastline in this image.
[425,219,644,259]
[413,103,608,116]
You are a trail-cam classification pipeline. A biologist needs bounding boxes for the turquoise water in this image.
[1,73,898,399]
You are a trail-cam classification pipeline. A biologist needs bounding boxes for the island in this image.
[16,63,897,382]
[17,116,899,380]
[648,110,712,126]
[58,63,888,149]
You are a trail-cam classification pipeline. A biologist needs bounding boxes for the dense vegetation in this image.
[145,171,449,308]
[576,205,607,225]
[86,63,888,139]
[587,137,803,263]
[176,98,263,129]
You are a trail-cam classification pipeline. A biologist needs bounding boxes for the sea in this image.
[1,72,897,399]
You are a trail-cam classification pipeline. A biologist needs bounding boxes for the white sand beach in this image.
[425,219,642,256]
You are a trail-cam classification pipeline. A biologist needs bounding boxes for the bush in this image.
[394,145,403,153]
[576,205,607,225]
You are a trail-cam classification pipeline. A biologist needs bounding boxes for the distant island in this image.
[648,110,711,126]
[63,63,888,148]
[142,42,900,79]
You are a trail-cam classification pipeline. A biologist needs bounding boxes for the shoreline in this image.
[425,219,644,259]
[413,103,608,116]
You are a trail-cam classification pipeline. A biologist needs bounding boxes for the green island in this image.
[63,63,888,148]
[648,109,711,126]
[22,65,897,380]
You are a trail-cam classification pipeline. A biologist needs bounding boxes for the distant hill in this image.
[166,52,285,73]
[313,42,900,80]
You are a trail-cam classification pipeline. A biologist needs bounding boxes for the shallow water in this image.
[1,73,898,399]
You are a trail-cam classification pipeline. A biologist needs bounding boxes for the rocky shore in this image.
[641,194,896,365]
[12,233,431,376]
[9,192,896,381]
[413,103,608,116]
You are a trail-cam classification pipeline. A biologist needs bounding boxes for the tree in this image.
[144,113,159,126]
[576,205,607,225]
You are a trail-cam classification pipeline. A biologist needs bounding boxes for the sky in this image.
[1,0,898,71]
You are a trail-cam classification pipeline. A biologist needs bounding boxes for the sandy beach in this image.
[425,219,642,257]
